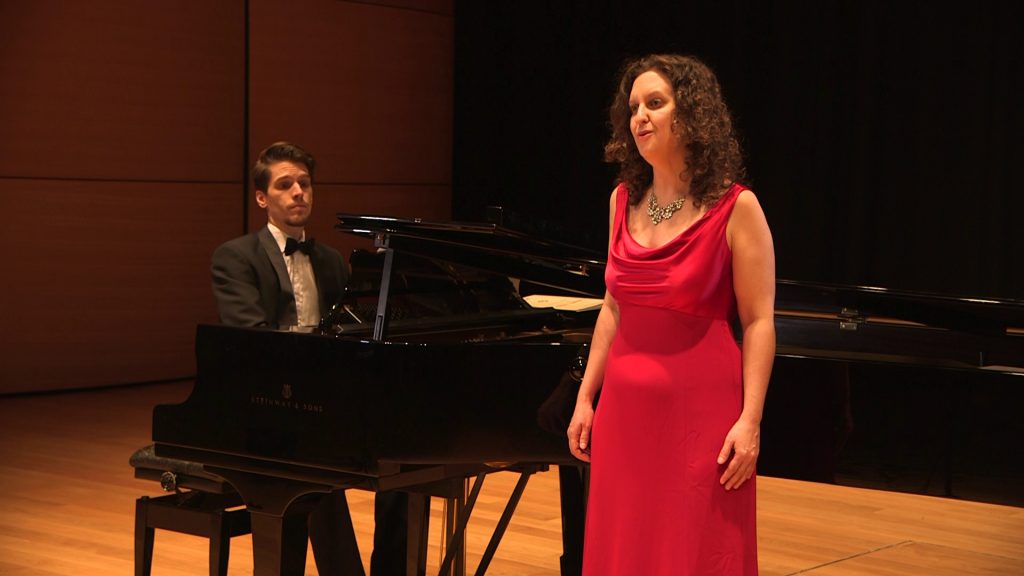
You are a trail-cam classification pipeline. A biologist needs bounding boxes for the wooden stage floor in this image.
[0,381,1021,575]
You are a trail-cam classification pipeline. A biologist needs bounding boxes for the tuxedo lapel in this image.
[257,225,297,326]
[308,244,334,315]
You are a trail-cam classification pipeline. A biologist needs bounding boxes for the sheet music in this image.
[523,294,603,312]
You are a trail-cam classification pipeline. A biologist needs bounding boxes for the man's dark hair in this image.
[251,141,316,192]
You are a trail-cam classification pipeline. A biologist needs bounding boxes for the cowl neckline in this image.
[622,183,743,252]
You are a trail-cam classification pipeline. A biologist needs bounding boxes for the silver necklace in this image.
[647,191,686,225]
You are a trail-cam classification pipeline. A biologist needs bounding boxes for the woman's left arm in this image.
[718,189,776,490]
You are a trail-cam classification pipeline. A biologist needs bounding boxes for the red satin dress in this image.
[582,183,757,575]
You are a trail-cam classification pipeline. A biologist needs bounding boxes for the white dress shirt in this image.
[267,223,321,327]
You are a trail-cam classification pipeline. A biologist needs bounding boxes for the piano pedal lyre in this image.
[436,463,547,576]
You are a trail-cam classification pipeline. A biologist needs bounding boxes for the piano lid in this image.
[776,279,1024,337]
[336,213,607,297]
[335,212,1022,369]
[775,280,1023,372]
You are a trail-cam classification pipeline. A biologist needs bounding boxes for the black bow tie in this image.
[284,237,315,256]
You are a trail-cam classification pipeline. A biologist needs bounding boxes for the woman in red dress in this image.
[568,54,776,575]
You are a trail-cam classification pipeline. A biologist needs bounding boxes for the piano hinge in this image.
[838,307,864,331]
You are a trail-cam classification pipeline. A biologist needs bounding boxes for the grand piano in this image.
[154,213,603,576]
[152,213,1024,576]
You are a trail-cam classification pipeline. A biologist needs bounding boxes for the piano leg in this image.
[444,486,468,576]
[558,464,587,576]
[406,493,430,576]
[203,467,334,576]
[371,491,415,576]
[249,509,310,576]
[308,490,366,576]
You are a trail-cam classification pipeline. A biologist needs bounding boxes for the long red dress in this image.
[583,183,757,575]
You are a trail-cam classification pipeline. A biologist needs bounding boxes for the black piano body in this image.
[156,325,590,476]
[153,212,1024,575]
[763,280,1024,506]
[154,213,603,576]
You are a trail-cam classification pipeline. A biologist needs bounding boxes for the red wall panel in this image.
[248,0,453,186]
[0,181,239,393]
[0,2,245,182]
[0,0,452,393]
[0,2,245,394]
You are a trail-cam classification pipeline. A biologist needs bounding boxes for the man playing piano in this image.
[211,141,348,331]
[211,141,406,575]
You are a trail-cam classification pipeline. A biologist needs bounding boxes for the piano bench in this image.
[130,444,251,576]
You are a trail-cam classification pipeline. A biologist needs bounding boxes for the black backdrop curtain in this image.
[453,1,1021,300]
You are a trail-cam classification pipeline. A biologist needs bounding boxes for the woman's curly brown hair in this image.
[604,54,745,209]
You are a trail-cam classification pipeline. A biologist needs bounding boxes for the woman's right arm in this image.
[568,189,621,462]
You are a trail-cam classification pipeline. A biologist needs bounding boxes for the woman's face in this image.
[628,70,684,162]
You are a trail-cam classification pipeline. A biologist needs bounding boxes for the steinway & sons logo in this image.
[250,383,324,414]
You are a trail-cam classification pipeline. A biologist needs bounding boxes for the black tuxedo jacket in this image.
[211,225,348,328]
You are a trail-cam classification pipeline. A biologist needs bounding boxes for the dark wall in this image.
[453,1,1022,301]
